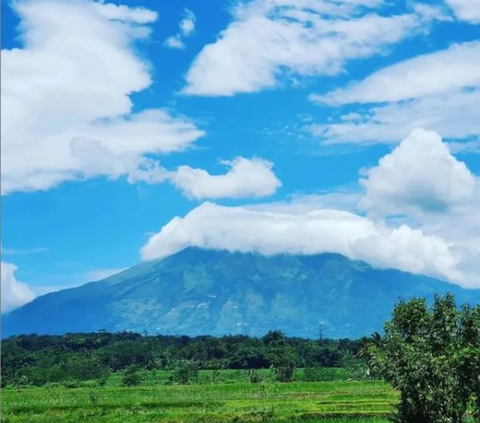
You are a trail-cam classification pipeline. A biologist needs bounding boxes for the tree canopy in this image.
[364,294,480,423]
[2,330,364,387]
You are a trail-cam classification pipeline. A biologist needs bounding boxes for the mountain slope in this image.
[3,248,479,338]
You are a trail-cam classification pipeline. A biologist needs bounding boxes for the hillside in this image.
[3,247,479,338]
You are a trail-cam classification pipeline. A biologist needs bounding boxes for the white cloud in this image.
[358,128,480,288]
[164,8,195,50]
[92,2,158,23]
[1,262,35,314]
[448,139,480,154]
[312,42,480,105]
[140,201,464,285]
[309,42,480,145]
[183,0,442,96]
[169,157,281,200]
[0,263,129,308]
[310,89,480,144]
[141,128,480,289]
[164,35,185,50]
[360,128,477,216]
[446,0,480,23]
[1,0,204,195]
[358,129,480,268]
[247,191,362,214]
[180,9,196,37]
[68,139,281,199]
[69,137,169,184]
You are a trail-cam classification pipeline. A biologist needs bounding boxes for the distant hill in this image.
[3,247,479,339]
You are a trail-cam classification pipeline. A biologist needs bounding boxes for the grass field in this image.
[106,367,356,386]
[2,372,396,423]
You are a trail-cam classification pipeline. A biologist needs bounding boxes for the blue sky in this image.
[2,0,480,312]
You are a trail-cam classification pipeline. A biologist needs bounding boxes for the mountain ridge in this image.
[3,247,479,339]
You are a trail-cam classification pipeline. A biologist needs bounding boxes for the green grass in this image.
[103,367,353,387]
[1,380,395,423]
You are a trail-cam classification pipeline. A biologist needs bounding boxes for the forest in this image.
[1,328,365,388]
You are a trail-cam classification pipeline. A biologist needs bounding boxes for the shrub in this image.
[121,365,142,387]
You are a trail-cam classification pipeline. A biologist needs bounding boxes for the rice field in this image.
[1,379,395,423]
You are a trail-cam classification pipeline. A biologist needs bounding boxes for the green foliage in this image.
[264,331,296,382]
[171,360,199,385]
[246,368,263,383]
[364,294,480,423]
[121,365,142,387]
[88,389,99,406]
[302,366,350,382]
[1,331,364,388]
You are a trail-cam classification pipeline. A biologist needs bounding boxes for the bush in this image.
[172,360,199,385]
[62,380,80,389]
[246,369,263,384]
[274,363,295,382]
[97,375,108,387]
[121,366,142,387]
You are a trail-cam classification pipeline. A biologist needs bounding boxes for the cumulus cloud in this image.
[183,0,442,96]
[360,128,477,216]
[1,262,36,314]
[359,129,480,274]
[446,0,480,23]
[70,140,281,199]
[140,202,463,285]
[309,42,480,145]
[141,128,480,289]
[168,157,281,200]
[69,137,169,184]
[164,8,196,50]
[1,0,204,195]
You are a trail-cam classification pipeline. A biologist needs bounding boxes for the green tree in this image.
[264,331,296,382]
[364,294,480,423]
[121,365,142,387]
[172,360,199,385]
[459,304,480,421]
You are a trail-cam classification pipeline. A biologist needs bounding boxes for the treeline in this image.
[1,330,366,387]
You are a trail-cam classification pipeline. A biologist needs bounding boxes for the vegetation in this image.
[363,294,480,423]
[2,379,394,422]
[1,330,366,388]
[2,293,479,422]
[121,365,142,387]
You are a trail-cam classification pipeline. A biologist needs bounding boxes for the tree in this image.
[264,331,296,382]
[364,294,480,423]
[459,304,480,421]
[121,365,142,387]
[171,360,199,385]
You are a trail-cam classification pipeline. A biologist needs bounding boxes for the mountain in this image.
[3,247,479,339]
